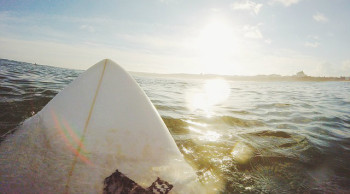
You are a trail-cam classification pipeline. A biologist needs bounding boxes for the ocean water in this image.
[1,59,350,193]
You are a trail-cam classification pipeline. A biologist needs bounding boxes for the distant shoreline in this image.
[1,58,349,82]
[131,72,350,82]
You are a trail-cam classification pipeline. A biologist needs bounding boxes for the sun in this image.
[197,18,237,75]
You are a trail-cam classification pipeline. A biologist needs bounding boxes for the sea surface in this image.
[1,59,350,193]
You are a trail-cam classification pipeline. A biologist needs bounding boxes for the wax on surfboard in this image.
[0,59,204,193]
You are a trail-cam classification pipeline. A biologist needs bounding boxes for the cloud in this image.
[308,35,319,40]
[113,33,192,54]
[305,35,320,48]
[243,25,263,39]
[80,25,95,33]
[0,37,198,73]
[313,12,329,23]
[0,11,193,54]
[304,41,320,48]
[231,48,326,76]
[0,11,346,77]
[210,8,221,12]
[231,0,263,15]
[265,39,272,44]
[270,0,301,7]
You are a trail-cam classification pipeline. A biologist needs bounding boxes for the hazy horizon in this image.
[0,0,349,76]
[3,58,348,79]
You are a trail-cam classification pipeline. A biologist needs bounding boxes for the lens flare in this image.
[231,141,254,164]
[51,111,93,166]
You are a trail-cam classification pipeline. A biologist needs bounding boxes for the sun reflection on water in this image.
[200,131,222,142]
[185,119,208,127]
[187,125,222,142]
[187,79,230,116]
[183,79,232,191]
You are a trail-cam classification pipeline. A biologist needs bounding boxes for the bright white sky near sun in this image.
[0,0,349,76]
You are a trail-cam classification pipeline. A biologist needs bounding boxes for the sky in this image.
[0,0,349,76]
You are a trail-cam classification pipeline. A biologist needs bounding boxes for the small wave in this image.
[230,110,251,115]
[276,124,298,130]
[256,103,293,109]
[265,111,293,117]
[290,116,313,124]
[162,117,189,135]
[197,116,265,128]
[155,104,184,111]
[248,130,292,138]
[314,116,350,127]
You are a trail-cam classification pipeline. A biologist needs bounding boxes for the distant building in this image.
[296,71,307,77]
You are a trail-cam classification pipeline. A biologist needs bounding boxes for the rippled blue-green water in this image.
[1,59,350,193]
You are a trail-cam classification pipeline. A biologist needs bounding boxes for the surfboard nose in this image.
[87,59,119,75]
[95,59,124,71]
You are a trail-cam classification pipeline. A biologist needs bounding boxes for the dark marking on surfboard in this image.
[103,170,173,194]
[147,177,173,194]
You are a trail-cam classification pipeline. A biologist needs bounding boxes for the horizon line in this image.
[1,58,349,79]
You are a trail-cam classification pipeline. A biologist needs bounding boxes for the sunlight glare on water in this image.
[185,79,230,143]
[199,130,222,142]
[186,79,230,116]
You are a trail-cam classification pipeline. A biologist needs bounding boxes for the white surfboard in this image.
[0,59,203,193]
